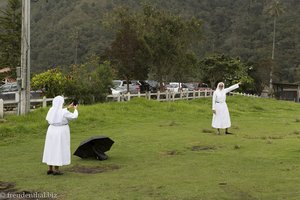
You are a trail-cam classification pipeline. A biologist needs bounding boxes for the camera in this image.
[73,100,79,106]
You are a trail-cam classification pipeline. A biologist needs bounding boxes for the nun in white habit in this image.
[42,96,78,175]
[212,82,241,134]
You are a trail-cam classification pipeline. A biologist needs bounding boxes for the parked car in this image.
[198,82,210,91]
[112,80,129,88]
[0,91,43,101]
[110,88,125,96]
[145,80,159,92]
[182,83,197,91]
[182,82,211,91]
[111,80,140,94]
[166,82,189,93]
[0,82,18,93]
[131,80,155,93]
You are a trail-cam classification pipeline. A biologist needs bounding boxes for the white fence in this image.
[230,92,260,98]
[0,90,260,119]
[106,89,214,102]
[106,90,261,102]
[0,96,54,119]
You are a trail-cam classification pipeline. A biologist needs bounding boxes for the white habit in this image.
[212,83,239,129]
[42,96,78,166]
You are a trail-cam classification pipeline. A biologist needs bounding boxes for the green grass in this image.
[1,96,300,199]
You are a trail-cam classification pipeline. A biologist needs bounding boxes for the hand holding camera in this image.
[67,100,79,110]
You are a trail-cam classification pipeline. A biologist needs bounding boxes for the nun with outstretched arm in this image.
[42,96,78,175]
[212,82,241,134]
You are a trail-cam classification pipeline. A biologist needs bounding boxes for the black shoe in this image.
[225,132,233,135]
[53,171,63,175]
[47,170,53,175]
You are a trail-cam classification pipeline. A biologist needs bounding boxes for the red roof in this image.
[0,67,11,73]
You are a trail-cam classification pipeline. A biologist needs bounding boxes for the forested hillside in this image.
[0,2,6,8]
[1,0,300,84]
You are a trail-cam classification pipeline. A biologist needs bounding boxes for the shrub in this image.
[31,68,68,97]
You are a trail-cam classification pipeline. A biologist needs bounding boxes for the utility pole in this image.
[19,0,31,115]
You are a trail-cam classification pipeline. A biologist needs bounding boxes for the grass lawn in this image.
[1,96,300,200]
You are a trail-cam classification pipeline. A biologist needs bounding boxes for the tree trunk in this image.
[271,17,276,60]
[269,16,276,95]
[126,76,130,94]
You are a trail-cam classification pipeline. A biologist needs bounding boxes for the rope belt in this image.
[49,123,68,126]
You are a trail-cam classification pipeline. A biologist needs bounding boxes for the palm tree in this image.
[265,0,284,93]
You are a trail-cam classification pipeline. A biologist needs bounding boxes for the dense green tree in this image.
[172,52,199,83]
[64,55,113,103]
[200,54,253,90]
[0,0,299,93]
[105,5,202,90]
[105,7,150,92]
[294,64,300,84]
[249,58,273,94]
[142,5,202,90]
[0,0,21,78]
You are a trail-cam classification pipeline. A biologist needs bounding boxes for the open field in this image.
[1,96,300,200]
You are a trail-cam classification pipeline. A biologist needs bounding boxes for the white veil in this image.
[215,82,225,92]
[46,96,65,124]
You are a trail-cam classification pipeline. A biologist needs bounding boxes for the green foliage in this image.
[31,68,68,97]
[105,7,150,83]
[200,54,253,89]
[0,0,21,77]
[172,52,199,82]
[249,59,273,94]
[31,56,113,103]
[91,60,114,99]
[65,55,113,104]
[0,0,299,90]
[105,4,202,87]
[265,0,285,18]
[141,4,203,87]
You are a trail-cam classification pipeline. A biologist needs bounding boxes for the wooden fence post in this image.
[42,96,47,108]
[127,92,131,101]
[165,91,167,101]
[148,91,151,100]
[0,99,3,119]
[15,92,19,102]
[157,91,160,101]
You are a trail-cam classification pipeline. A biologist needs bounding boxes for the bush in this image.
[31,57,113,103]
[65,57,113,104]
[31,68,68,97]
